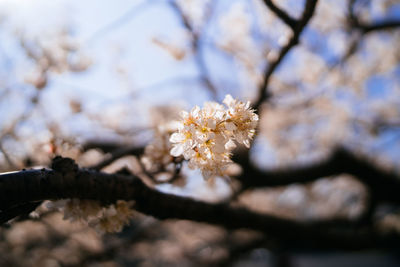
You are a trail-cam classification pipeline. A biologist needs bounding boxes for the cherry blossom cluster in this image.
[169,94,258,179]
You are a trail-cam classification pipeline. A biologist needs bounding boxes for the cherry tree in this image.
[0,0,400,265]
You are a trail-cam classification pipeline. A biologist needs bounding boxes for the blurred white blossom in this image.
[48,199,135,233]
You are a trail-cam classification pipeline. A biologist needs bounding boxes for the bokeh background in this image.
[0,0,400,266]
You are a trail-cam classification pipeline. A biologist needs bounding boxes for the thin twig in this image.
[89,146,145,171]
[169,0,218,99]
[254,0,319,111]
[358,20,400,33]
[263,0,297,30]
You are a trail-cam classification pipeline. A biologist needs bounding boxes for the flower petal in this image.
[170,144,184,157]
[225,122,237,131]
[170,132,185,143]
[225,139,237,150]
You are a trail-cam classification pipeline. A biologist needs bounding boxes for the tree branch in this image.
[263,0,297,30]
[348,0,400,34]
[355,20,400,34]
[89,146,145,170]
[254,0,319,111]
[332,0,400,67]
[0,201,42,224]
[234,147,400,203]
[0,156,399,250]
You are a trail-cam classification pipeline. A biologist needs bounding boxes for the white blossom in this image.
[169,94,258,179]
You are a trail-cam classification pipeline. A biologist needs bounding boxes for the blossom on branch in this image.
[170,95,258,179]
[48,199,135,233]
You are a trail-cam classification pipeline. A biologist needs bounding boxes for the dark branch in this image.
[334,0,400,67]
[0,201,42,224]
[0,156,399,250]
[348,0,400,34]
[234,147,400,203]
[263,0,297,30]
[254,0,319,111]
[89,146,145,170]
[356,20,400,34]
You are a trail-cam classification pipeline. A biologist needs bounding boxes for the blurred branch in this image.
[356,20,400,33]
[330,33,361,67]
[262,0,297,30]
[169,0,218,99]
[348,0,400,34]
[234,147,400,204]
[0,156,399,250]
[342,0,400,64]
[89,145,145,171]
[347,0,358,27]
[254,0,319,111]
